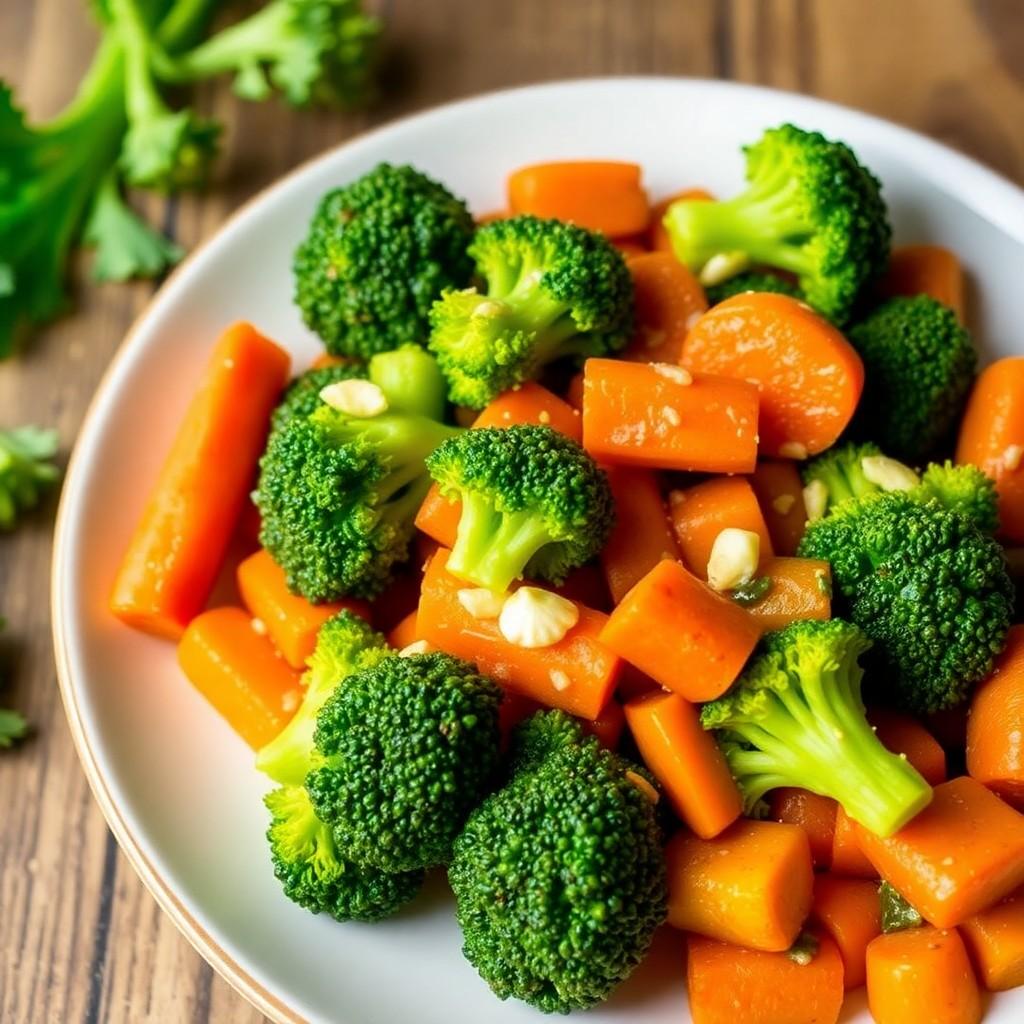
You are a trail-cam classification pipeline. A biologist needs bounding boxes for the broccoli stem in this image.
[112,0,172,127]
[809,456,876,506]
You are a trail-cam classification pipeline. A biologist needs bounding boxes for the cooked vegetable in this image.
[0,426,60,530]
[811,875,882,988]
[769,788,837,869]
[750,459,809,556]
[662,123,890,323]
[294,163,475,357]
[870,710,946,786]
[269,362,368,436]
[621,252,707,363]
[701,619,933,836]
[427,215,633,408]
[830,806,878,879]
[0,617,28,748]
[745,556,831,631]
[386,610,419,651]
[581,698,625,750]
[648,186,713,253]
[704,270,801,305]
[879,880,923,934]
[367,345,448,421]
[959,888,1024,991]
[470,381,582,439]
[798,491,1012,713]
[880,243,964,321]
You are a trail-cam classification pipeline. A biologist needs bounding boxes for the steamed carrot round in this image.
[749,459,808,556]
[622,252,708,364]
[769,788,837,869]
[881,244,965,321]
[647,187,714,253]
[386,610,420,651]
[682,293,864,458]
[811,874,882,988]
[959,886,1024,991]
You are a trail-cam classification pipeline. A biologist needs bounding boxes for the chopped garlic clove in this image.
[1004,444,1024,472]
[706,528,760,592]
[803,479,829,523]
[457,587,506,620]
[398,640,432,658]
[653,364,693,386]
[626,770,660,804]
[778,441,809,460]
[772,493,796,515]
[698,250,750,287]
[498,587,579,649]
[861,454,920,492]
[319,379,388,418]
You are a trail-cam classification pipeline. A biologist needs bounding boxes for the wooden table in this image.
[1,1,1022,1020]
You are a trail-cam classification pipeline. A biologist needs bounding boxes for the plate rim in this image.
[51,74,1024,1024]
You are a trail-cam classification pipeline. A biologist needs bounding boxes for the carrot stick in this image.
[866,926,981,1024]
[565,371,585,412]
[967,624,1024,808]
[621,253,708,364]
[869,710,947,786]
[648,187,714,253]
[854,776,1024,928]
[811,875,882,988]
[600,466,680,604]
[236,549,371,670]
[746,556,831,631]
[417,549,620,720]
[111,323,291,640]
[600,559,761,703]
[177,606,302,749]
[386,610,419,651]
[580,699,625,750]
[959,886,1024,991]
[881,244,965,321]
[666,819,814,951]
[682,293,864,458]
[668,476,773,580]
[624,690,742,839]
[831,807,878,879]
[507,160,650,237]
[955,357,1024,542]
[582,358,760,473]
[769,788,837,870]
[749,459,808,556]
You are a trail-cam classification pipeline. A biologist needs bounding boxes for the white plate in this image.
[53,78,1024,1024]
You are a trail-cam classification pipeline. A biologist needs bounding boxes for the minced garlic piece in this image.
[772,493,796,515]
[653,364,693,386]
[399,640,432,658]
[457,588,506,620]
[498,587,579,649]
[549,669,571,692]
[662,406,682,427]
[778,441,809,460]
[699,250,750,287]
[1004,444,1024,471]
[706,528,760,592]
[803,479,829,523]
[320,379,388,418]
[250,617,268,636]
[861,454,920,492]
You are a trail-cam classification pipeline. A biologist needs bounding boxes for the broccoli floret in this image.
[255,402,460,601]
[798,492,1012,713]
[705,270,801,306]
[367,344,448,421]
[293,164,475,358]
[306,652,502,872]
[428,215,634,408]
[449,737,666,1013]
[265,785,422,921]
[848,295,976,461]
[507,708,585,777]
[256,610,389,784]
[0,426,60,530]
[663,124,890,323]
[270,362,368,435]
[425,425,614,593]
[916,461,998,533]
[702,619,932,836]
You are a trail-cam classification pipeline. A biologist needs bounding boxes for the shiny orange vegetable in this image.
[959,886,1024,991]
[746,556,831,631]
[769,788,837,870]
[621,252,707,364]
[749,459,808,556]
[881,244,964,321]
[811,874,882,988]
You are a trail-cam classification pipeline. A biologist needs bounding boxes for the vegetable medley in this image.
[110,124,1024,1023]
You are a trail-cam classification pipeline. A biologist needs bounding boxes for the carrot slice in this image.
[686,931,843,1024]
[582,358,760,473]
[869,710,947,786]
[746,556,831,631]
[682,293,864,458]
[668,476,773,580]
[769,788,837,869]
[417,549,620,720]
[621,253,707,364]
[955,357,1024,542]
[507,160,649,237]
[811,875,882,988]
[881,244,965,321]
[666,819,814,951]
[600,466,679,604]
[600,559,761,703]
[854,776,1024,928]
[581,699,625,750]
[967,625,1024,808]
[111,323,291,640]
[749,459,808,556]
[177,607,302,749]
[866,926,981,1024]
[647,188,714,253]
[414,483,462,549]
[625,690,742,839]
[959,886,1024,991]
[386,610,419,651]
[831,807,878,879]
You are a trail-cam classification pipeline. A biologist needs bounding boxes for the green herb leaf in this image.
[0,426,61,529]
[880,880,924,933]
[786,932,819,966]
[731,576,772,607]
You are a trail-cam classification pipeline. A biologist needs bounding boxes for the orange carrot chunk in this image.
[668,476,773,580]
[111,323,291,640]
[647,188,714,253]
[746,556,831,631]
[749,459,809,556]
[831,807,878,879]
[622,253,707,364]
[600,559,761,703]
[600,466,680,604]
[666,819,814,951]
[386,610,419,651]
[968,624,1024,808]
[507,160,649,237]
[866,926,981,1024]
[769,788,837,870]
[580,699,625,750]
[881,244,965,321]
[414,483,462,549]
[236,549,370,670]
[625,691,742,839]
[959,886,1024,991]
[177,607,302,749]
[869,709,947,786]
[955,357,1024,542]
[582,358,759,473]
[854,776,1024,928]
[686,932,844,1024]
[417,549,620,720]
[811,874,882,988]
[682,293,864,458]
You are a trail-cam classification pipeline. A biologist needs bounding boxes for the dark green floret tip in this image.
[507,708,586,777]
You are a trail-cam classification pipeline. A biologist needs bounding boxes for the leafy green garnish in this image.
[731,576,772,607]
[0,426,60,529]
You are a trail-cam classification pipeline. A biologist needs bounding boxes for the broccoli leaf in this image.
[0,709,28,749]
[0,426,61,529]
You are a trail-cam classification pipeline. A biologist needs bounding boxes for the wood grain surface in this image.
[1,1,1022,1021]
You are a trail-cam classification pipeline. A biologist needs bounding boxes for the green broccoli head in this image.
[915,461,998,534]
[802,441,884,514]
[428,215,634,408]
[255,403,461,601]
[265,785,423,922]
[367,344,448,421]
[270,362,368,435]
[663,123,891,323]
[0,426,60,530]
[256,610,389,785]
[449,738,667,1013]
[507,708,585,777]
[848,295,976,461]
[798,492,1012,713]
[293,163,475,358]
[425,425,614,593]
[704,270,801,306]
[306,652,502,872]
[702,619,932,836]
